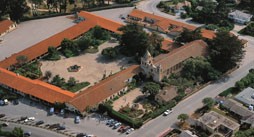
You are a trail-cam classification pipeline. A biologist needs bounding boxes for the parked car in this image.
[19,116,28,121]
[109,120,118,127]
[163,109,173,116]
[0,100,4,106]
[106,119,114,125]
[126,128,134,134]
[76,133,87,137]
[49,107,54,115]
[49,123,60,129]
[13,99,19,105]
[0,114,5,118]
[117,126,125,132]
[25,117,35,122]
[123,126,130,133]
[57,125,66,130]
[75,116,80,124]
[2,122,9,127]
[35,120,44,125]
[60,109,65,115]
[113,122,121,129]
[24,131,32,136]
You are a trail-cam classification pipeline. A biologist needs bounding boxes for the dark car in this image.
[76,133,87,137]
[57,125,66,130]
[24,131,32,136]
[13,100,19,105]
[49,123,60,129]
[19,116,28,121]
[35,120,44,125]
[0,114,5,118]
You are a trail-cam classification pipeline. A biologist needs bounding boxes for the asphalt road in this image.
[1,122,66,137]
[136,0,203,27]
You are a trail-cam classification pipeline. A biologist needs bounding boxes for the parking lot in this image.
[0,97,134,137]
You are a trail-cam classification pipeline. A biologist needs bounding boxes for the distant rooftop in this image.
[198,111,240,131]
[235,87,254,106]
[229,10,253,20]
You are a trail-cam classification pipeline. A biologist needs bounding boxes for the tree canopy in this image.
[209,31,245,72]
[235,128,254,137]
[177,113,189,122]
[181,57,220,83]
[175,28,202,44]
[202,97,215,109]
[102,47,119,59]
[0,0,29,21]
[142,82,161,99]
[119,23,150,57]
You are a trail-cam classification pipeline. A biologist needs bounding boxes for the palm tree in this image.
[202,97,215,109]
[177,113,189,123]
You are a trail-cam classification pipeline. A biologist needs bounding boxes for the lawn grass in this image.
[68,82,90,92]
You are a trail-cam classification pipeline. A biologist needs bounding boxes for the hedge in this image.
[219,87,237,97]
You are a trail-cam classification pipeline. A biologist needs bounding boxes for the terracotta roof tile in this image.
[0,67,75,103]
[68,65,141,112]
[161,38,173,51]
[128,9,215,39]
[154,40,207,70]
[0,20,14,35]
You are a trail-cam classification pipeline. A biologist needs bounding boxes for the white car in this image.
[25,117,35,122]
[126,128,134,134]
[163,109,173,116]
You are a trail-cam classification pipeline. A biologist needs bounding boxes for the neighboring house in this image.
[155,86,178,104]
[228,10,253,24]
[127,9,215,39]
[140,40,207,82]
[170,1,192,16]
[235,87,254,106]
[196,111,240,137]
[222,99,253,120]
[179,130,198,137]
[0,20,16,37]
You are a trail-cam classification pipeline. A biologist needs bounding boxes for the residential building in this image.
[179,130,198,137]
[196,111,240,137]
[228,10,253,24]
[235,87,254,106]
[127,9,215,39]
[140,40,207,82]
[155,86,178,104]
[222,99,253,119]
[170,1,192,16]
[0,20,16,37]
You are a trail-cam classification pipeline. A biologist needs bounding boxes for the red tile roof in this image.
[0,67,75,103]
[161,38,173,51]
[68,65,141,112]
[0,20,14,35]
[154,40,207,71]
[128,9,215,39]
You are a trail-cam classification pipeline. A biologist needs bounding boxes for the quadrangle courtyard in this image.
[40,41,135,91]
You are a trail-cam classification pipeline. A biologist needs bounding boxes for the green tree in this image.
[51,75,66,87]
[16,55,28,65]
[235,128,254,137]
[44,70,52,80]
[11,127,23,137]
[209,31,245,72]
[67,77,77,86]
[118,23,149,57]
[239,23,254,37]
[142,82,161,99]
[8,0,29,21]
[61,38,80,57]
[175,28,202,44]
[177,113,189,122]
[181,57,220,83]
[202,97,215,109]
[147,32,163,56]
[92,26,110,40]
[102,47,118,59]
[46,46,60,60]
